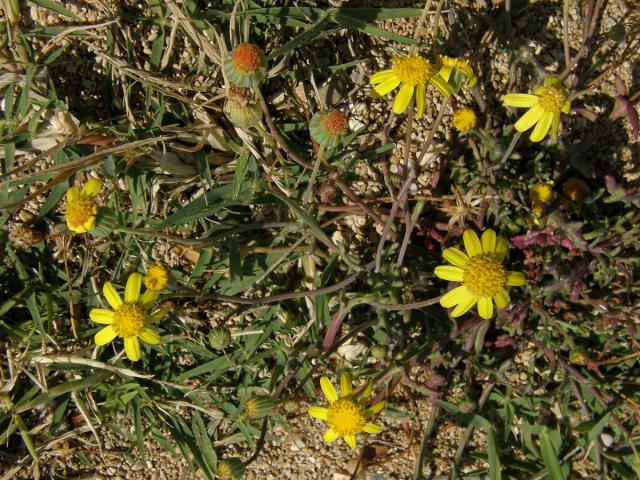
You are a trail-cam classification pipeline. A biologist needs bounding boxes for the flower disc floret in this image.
[434,229,526,320]
[112,304,146,337]
[392,55,435,85]
[453,108,477,132]
[231,43,263,74]
[322,109,349,136]
[144,263,169,292]
[309,109,349,148]
[462,255,506,297]
[538,85,568,112]
[326,398,366,437]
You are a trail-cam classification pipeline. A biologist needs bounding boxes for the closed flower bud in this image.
[217,457,245,480]
[209,326,232,350]
[226,85,262,128]
[244,395,276,419]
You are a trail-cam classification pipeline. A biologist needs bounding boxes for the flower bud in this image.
[209,326,232,350]
[309,109,349,149]
[226,85,262,128]
[217,457,245,480]
[244,395,277,419]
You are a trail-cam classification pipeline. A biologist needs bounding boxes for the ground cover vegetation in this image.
[0,0,639,478]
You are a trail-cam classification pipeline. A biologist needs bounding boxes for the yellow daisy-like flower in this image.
[452,108,477,132]
[530,182,556,223]
[370,55,452,118]
[437,55,478,88]
[434,229,526,320]
[308,373,385,449]
[503,77,571,142]
[90,273,166,361]
[65,178,102,233]
[144,262,170,292]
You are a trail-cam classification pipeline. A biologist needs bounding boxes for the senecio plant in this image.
[3,2,640,480]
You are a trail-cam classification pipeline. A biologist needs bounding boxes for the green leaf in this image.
[540,429,566,480]
[233,149,250,199]
[332,13,420,45]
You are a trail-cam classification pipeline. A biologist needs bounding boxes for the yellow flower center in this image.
[538,86,568,113]
[531,183,555,205]
[112,304,146,337]
[392,55,436,86]
[463,254,506,297]
[452,108,477,132]
[144,265,169,291]
[66,197,96,228]
[326,398,366,437]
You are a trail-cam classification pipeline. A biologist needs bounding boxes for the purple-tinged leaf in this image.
[573,106,598,122]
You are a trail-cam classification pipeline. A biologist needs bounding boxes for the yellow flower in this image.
[503,77,571,142]
[90,273,166,361]
[370,55,452,118]
[434,229,526,320]
[452,108,477,132]
[144,262,170,292]
[437,55,477,88]
[308,373,385,449]
[531,182,555,206]
[65,178,102,233]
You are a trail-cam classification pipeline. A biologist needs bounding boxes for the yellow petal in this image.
[81,178,102,197]
[495,236,509,262]
[323,429,339,443]
[440,285,470,308]
[551,112,561,140]
[340,373,352,397]
[372,76,400,96]
[477,296,494,320]
[494,288,510,309]
[358,382,373,402]
[343,434,357,449]
[460,64,477,87]
[443,247,470,268]
[439,64,453,82]
[514,104,545,132]
[503,94,539,108]
[561,101,571,114]
[103,281,122,310]
[393,83,414,115]
[434,266,464,282]
[362,423,383,434]
[94,325,117,346]
[463,229,483,257]
[415,83,425,119]
[451,294,478,317]
[366,401,386,417]
[308,406,328,420]
[138,328,161,345]
[320,377,338,402]
[370,69,395,84]
[429,74,453,97]
[529,111,553,142]
[82,215,96,232]
[124,336,141,361]
[90,309,114,324]
[506,271,526,287]
[66,186,80,202]
[125,273,142,303]
[481,229,497,254]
